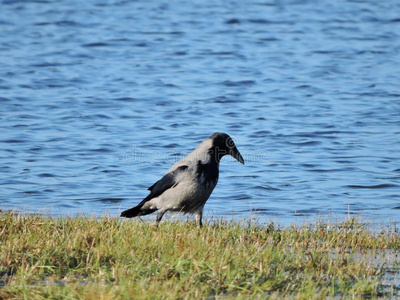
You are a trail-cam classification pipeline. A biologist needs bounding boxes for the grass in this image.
[0,212,399,299]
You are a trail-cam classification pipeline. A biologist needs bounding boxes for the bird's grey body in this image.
[120,132,244,226]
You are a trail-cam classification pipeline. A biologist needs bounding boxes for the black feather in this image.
[120,165,189,218]
[146,165,188,197]
[120,206,156,218]
[196,159,218,187]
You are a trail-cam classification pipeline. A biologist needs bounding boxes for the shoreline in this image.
[2,207,400,230]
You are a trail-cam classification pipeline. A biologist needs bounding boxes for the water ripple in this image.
[0,0,399,225]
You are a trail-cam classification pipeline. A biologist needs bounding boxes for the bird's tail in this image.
[120,206,142,218]
[120,204,156,218]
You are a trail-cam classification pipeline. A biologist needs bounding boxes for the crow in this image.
[120,132,244,227]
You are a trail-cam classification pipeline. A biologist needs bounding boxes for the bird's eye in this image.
[226,137,235,148]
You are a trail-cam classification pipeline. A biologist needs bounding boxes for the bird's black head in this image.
[209,132,245,164]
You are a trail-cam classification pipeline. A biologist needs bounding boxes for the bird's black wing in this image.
[121,165,189,218]
[138,165,189,205]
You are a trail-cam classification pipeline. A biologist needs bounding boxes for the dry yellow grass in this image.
[0,212,399,299]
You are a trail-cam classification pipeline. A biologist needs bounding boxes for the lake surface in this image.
[1,0,399,225]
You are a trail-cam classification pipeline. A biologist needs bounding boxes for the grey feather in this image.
[145,165,189,202]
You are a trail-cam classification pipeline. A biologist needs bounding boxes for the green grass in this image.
[0,212,399,299]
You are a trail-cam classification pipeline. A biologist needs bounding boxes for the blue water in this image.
[1,0,400,225]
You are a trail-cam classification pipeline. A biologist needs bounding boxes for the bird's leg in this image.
[195,211,203,227]
[155,209,167,228]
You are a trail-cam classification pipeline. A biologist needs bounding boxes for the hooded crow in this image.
[120,132,244,227]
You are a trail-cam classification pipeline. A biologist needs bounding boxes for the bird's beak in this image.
[230,147,245,164]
